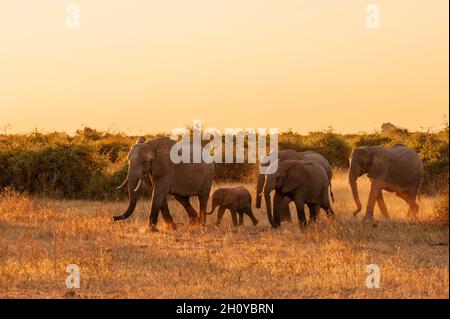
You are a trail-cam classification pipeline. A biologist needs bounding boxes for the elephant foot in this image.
[362,216,375,224]
[166,222,177,231]
[407,210,419,220]
[252,219,259,226]
[195,215,205,225]
[352,211,361,218]
[149,224,159,233]
[197,219,206,227]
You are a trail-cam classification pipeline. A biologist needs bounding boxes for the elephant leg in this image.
[160,198,177,230]
[272,192,284,228]
[396,191,418,218]
[324,204,335,218]
[408,192,419,218]
[280,197,292,223]
[307,203,318,223]
[197,193,209,226]
[238,212,244,226]
[173,195,196,221]
[376,192,390,219]
[245,207,259,226]
[230,208,238,227]
[364,180,383,222]
[408,187,420,217]
[321,188,334,218]
[149,195,167,231]
[395,191,410,205]
[173,195,198,225]
[293,199,307,228]
[216,207,226,226]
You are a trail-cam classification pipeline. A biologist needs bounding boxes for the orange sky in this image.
[0,0,448,135]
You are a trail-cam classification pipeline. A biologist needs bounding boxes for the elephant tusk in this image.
[148,174,153,188]
[134,179,142,192]
[258,174,267,198]
[116,178,128,190]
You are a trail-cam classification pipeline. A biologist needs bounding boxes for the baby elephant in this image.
[207,186,259,227]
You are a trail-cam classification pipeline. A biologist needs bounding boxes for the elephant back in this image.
[385,145,423,188]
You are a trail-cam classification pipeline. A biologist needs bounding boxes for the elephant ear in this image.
[281,163,302,193]
[151,138,175,178]
[367,149,384,179]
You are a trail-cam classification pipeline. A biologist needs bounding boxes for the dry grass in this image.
[0,171,448,299]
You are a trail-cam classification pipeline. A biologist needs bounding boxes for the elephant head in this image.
[348,147,372,216]
[260,160,290,225]
[113,137,174,221]
[207,189,231,215]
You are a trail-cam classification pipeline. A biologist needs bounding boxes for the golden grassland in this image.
[0,171,448,298]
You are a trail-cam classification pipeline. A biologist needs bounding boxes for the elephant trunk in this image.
[206,203,218,215]
[349,170,362,216]
[113,174,140,221]
[262,175,274,226]
[329,182,335,203]
[264,193,273,226]
[255,174,264,209]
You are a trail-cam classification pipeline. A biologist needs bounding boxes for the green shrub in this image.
[0,126,447,199]
[352,133,392,148]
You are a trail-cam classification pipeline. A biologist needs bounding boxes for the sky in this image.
[0,0,448,135]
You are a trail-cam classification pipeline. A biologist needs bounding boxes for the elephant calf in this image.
[207,186,259,227]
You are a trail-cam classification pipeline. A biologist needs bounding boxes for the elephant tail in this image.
[417,183,422,203]
[329,182,335,203]
[417,173,424,203]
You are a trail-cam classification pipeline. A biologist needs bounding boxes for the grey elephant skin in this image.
[349,144,423,221]
[113,137,214,231]
[207,186,259,227]
[263,159,334,228]
[256,149,333,226]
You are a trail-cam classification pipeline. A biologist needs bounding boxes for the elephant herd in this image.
[113,137,424,232]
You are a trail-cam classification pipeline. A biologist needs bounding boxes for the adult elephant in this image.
[256,149,333,226]
[263,159,334,228]
[113,137,214,231]
[349,144,423,222]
